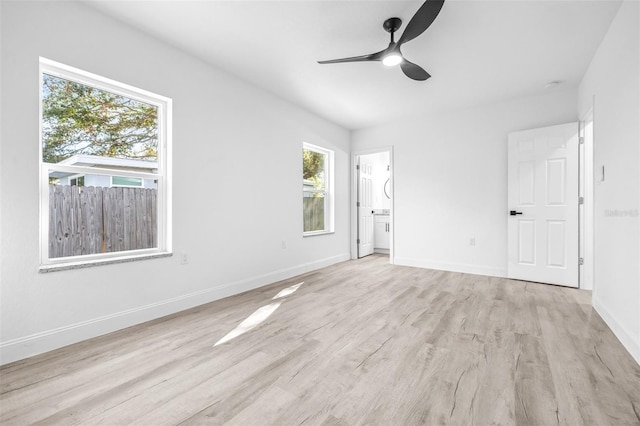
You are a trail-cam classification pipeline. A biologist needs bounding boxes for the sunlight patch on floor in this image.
[273,282,303,300]
[213,282,304,347]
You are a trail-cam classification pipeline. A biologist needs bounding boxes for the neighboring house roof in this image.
[57,154,157,171]
[49,154,158,179]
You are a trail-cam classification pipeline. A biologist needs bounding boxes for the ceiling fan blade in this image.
[400,60,431,81]
[318,54,376,64]
[398,0,445,45]
[318,50,385,64]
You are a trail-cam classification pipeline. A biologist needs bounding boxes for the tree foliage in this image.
[42,74,158,164]
[303,149,324,181]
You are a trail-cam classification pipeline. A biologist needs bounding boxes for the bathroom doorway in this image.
[351,148,393,261]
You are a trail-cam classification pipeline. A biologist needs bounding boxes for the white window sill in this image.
[39,252,172,273]
[303,231,335,237]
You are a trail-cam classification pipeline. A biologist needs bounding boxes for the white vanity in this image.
[373,209,390,253]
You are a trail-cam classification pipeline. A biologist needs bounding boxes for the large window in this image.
[303,143,334,235]
[39,58,172,269]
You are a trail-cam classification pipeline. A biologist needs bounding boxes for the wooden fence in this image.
[303,197,325,232]
[49,185,157,258]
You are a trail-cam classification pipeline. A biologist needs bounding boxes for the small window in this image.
[112,176,143,187]
[70,176,85,187]
[39,58,172,269]
[303,143,334,235]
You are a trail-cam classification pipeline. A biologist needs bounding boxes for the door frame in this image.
[580,106,595,290]
[351,147,394,262]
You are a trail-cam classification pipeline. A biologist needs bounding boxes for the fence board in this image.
[92,187,102,254]
[49,185,157,259]
[102,187,114,253]
[303,197,325,232]
[49,185,74,257]
[102,187,122,253]
[110,186,125,253]
[115,187,125,252]
[134,188,144,250]
[79,186,103,255]
[123,187,133,251]
[149,188,157,248]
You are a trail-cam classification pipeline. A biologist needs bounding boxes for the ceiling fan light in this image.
[382,53,403,67]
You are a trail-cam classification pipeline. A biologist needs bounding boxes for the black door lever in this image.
[510,210,523,216]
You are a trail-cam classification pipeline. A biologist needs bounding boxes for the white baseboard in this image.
[393,257,507,278]
[0,253,350,366]
[593,297,640,365]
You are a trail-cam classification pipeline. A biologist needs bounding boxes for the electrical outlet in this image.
[469,237,476,246]
[180,253,188,264]
[281,240,287,249]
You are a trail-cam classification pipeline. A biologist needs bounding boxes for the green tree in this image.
[303,149,324,181]
[42,74,158,164]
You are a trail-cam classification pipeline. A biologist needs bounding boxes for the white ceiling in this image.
[86,0,621,130]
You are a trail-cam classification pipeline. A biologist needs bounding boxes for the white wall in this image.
[352,90,577,277]
[0,1,350,364]
[578,0,639,364]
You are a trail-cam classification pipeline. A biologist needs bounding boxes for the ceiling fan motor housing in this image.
[383,17,402,34]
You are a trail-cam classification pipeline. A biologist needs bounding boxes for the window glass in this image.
[112,176,143,187]
[303,193,326,233]
[42,74,158,163]
[70,176,85,187]
[303,148,325,191]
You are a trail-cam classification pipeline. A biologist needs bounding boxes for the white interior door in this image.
[507,122,579,288]
[358,159,374,258]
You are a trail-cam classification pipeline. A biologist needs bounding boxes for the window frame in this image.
[39,57,172,271]
[302,142,334,236]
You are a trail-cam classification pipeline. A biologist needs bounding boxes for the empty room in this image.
[1,0,639,424]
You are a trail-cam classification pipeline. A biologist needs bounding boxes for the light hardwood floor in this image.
[1,255,639,425]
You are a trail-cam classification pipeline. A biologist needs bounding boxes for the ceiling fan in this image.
[318,0,445,81]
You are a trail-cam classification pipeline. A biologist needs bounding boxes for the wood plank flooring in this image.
[1,254,639,425]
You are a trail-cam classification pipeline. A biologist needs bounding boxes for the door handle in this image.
[510,210,523,216]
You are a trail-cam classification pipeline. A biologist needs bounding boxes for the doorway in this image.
[351,148,393,261]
